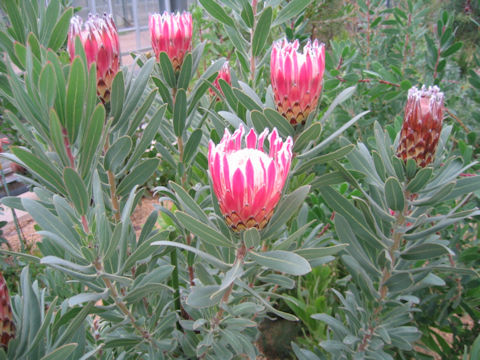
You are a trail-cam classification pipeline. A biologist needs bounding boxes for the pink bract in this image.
[271,38,325,125]
[208,126,293,232]
[68,14,120,102]
[149,12,193,71]
[396,85,444,167]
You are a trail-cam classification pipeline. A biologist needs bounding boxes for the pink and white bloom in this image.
[208,126,293,232]
[209,62,232,99]
[396,85,444,167]
[68,14,120,102]
[149,12,193,71]
[271,39,325,125]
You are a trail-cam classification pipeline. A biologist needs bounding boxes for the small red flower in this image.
[209,62,232,99]
[396,86,444,167]
[208,126,293,232]
[68,14,120,102]
[271,39,325,125]
[149,12,193,71]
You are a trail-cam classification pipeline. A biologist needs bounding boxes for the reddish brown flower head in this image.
[149,12,193,71]
[396,85,444,167]
[271,39,325,125]
[208,126,293,232]
[209,62,232,99]
[0,274,15,349]
[68,14,120,102]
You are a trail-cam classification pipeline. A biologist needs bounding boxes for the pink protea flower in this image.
[68,14,120,102]
[0,274,14,349]
[271,39,325,125]
[396,85,445,167]
[149,12,193,72]
[209,62,232,99]
[208,126,293,232]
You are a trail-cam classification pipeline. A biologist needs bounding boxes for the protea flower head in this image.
[149,12,193,71]
[271,38,325,125]
[208,126,293,232]
[396,85,445,167]
[68,14,120,102]
[209,62,232,99]
[0,274,15,349]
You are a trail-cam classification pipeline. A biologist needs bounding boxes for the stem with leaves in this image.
[358,191,407,352]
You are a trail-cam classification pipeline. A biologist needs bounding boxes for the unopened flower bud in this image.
[396,85,444,167]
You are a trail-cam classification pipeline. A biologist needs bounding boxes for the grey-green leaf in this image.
[249,250,311,275]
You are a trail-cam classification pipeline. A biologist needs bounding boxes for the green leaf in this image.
[241,2,254,28]
[183,129,203,168]
[173,88,187,137]
[199,0,235,27]
[48,8,73,51]
[249,250,311,275]
[53,302,94,348]
[441,42,462,57]
[273,0,311,26]
[405,158,417,179]
[263,186,310,238]
[294,245,348,260]
[295,144,354,174]
[175,211,234,248]
[237,280,298,321]
[68,291,108,307]
[152,240,231,270]
[443,175,480,201]
[40,344,78,360]
[39,62,57,108]
[406,167,432,193]
[319,186,385,249]
[170,182,209,224]
[63,168,89,216]
[293,122,322,153]
[243,228,260,248]
[159,52,177,87]
[401,243,451,260]
[392,155,406,181]
[11,147,65,194]
[186,285,223,308]
[177,53,193,90]
[233,88,263,111]
[116,158,159,197]
[299,111,369,159]
[104,136,132,173]
[263,108,294,137]
[252,7,273,57]
[320,86,356,124]
[65,57,86,143]
[79,104,105,179]
[110,71,125,120]
[384,177,404,211]
[116,58,155,126]
[125,105,166,168]
[412,181,455,206]
[4,0,25,43]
